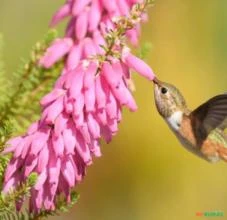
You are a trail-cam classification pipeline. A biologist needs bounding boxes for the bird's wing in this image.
[190,94,227,138]
[218,118,227,130]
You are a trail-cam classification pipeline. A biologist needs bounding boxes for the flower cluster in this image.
[40,0,147,69]
[3,0,155,213]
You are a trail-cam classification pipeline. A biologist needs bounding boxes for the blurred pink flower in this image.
[3,0,155,213]
[41,0,149,70]
[39,38,73,68]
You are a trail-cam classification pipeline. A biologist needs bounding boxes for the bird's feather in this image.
[218,118,227,130]
[190,94,227,138]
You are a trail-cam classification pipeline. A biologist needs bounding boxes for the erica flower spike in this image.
[3,0,155,213]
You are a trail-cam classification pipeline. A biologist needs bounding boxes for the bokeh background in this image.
[1,0,227,219]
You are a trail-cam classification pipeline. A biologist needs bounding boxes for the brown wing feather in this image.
[190,94,227,138]
[218,118,227,130]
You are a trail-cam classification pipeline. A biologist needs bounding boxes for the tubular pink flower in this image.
[3,0,156,213]
[39,38,73,68]
[101,0,117,13]
[50,3,72,27]
[66,43,82,71]
[117,0,130,15]
[122,48,155,81]
[88,0,102,31]
[72,0,91,16]
[75,10,89,40]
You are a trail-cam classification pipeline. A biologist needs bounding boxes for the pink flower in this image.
[122,48,155,81]
[3,0,155,213]
[48,0,147,71]
[39,38,73,68]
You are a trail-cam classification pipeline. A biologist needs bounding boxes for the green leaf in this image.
[136,41,153,59]
[0,29,62,136]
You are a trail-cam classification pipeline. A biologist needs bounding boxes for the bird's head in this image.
[153,78,187,118]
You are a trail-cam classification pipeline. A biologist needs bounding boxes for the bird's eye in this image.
[161,87,168,94]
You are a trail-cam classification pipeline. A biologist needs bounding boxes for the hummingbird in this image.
[153,78,227,163]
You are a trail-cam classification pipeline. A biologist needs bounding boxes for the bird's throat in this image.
[166,111,183,131]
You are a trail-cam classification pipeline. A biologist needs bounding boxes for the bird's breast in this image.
[165,113,213,161]
[168,114,222,163]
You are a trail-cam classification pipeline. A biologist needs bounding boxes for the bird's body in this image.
[166,109,227,163]
[153,79,227,163]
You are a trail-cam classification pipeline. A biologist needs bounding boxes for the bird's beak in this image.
[153,77,161,86]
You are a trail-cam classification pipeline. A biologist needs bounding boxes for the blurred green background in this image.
[1,0,227,219]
